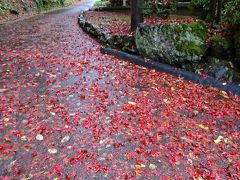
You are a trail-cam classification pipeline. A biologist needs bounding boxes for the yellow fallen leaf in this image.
[143,91,149,96]
[149,163,157,169]
[199,124,209,131]
[21,136,27,141]
[128,101,136,105]
[134,164,142,176]
[48,148,58,154]
[214,136,224,144]
[135,164,141,169]
[229,61,234,68]
[0,89,7,93]
[219,91,229,99]
[163,99,170,104]
[194,176,204,180]
[3,118,10,122]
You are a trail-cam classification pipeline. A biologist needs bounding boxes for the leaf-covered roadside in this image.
[0,0,79,23]
[0,5,240,179]
[84,11,131,35]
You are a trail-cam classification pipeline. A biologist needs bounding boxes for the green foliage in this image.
[21,0,31,11]
[94,0,110,7]
[189,0,209,19]
[190,0,209,11]
[223,0,240,25]
[0,2,10,10]
[211,34,229,50]
[142,3,152,17]
[190,0,240,24]
[33,0,65,10]
[142,0,176,18]
[189,21,208,39]
[0,0,75,21]
[0,3,7,17]
[0,2,19,16]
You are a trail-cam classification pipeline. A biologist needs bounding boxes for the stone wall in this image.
[78,12,136,53]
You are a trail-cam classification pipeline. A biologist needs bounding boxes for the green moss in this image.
[211,34,229,50]
[189,21,208,39]
[94,0,109,7]
[173,24,183,34]
[33,0,65,11]
[174,22,208,55]
[0,2,19,16]
[177,43,204,55]
[135,22,208,70]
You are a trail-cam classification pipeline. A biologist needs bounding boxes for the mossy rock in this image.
[135,21,209,70]
[10,9,19,15]
[202,57,240,83]
[111,35,135,51]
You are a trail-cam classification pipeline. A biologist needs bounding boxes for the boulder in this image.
[135,21,209,70]
[111,35,135,51]
[203,57,240,83]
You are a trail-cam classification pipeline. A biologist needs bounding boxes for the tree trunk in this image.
[123,0,127,6]
[131,0,143,32]
[209,0,217,22]
[209,0,223,23]
[216,0,222,23]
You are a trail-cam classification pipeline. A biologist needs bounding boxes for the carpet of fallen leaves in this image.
[85,11,131,35]
[0,2,240,179]
[84,11,199,36]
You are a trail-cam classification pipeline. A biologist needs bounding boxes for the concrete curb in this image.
[101,48,240,95]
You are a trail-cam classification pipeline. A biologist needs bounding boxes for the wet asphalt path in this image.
[0,1,240,178]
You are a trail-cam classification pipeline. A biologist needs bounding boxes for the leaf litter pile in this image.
[0,6,240,179]
[84,11,131,35]
[84,11,199,36]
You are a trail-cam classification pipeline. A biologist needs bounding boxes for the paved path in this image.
[0,1,240,178]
